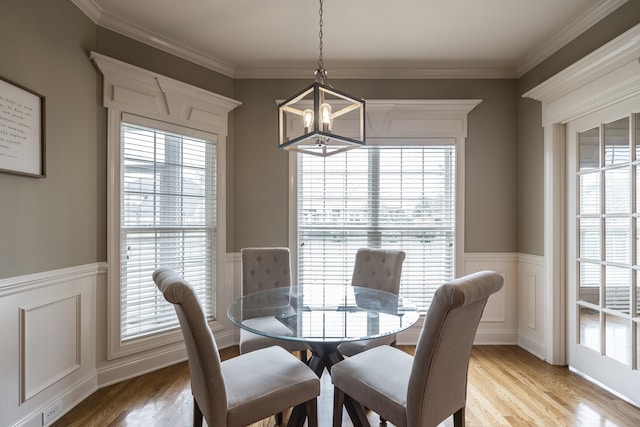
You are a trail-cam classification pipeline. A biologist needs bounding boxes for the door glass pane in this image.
[636,112,640,160]
[637,218,640,265]
[579,172,600,214]
[605,314,630,365]
[579,218,600,260]
[637,325,640,367]
[579,262,600,305]
[605,217,630,264]
[579,306,600,352]
[605,168,629,213]
[579,127,600,170]
[605,265,630,313]
[604,117,630,166]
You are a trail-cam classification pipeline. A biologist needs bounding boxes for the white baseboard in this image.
[475,330,519,345]
[518,333,546,361]
[11,365,97,427]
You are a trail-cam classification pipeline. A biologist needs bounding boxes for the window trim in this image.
[288,99,481,288]
[91,52,240,359]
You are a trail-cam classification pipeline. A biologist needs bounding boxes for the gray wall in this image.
[0,0,101,278]
[516,1,640,256]
[233,78,519,253]
[2,0,639,279]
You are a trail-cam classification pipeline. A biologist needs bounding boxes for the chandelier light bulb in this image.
[303,109,314,133]
[320,103,332,131]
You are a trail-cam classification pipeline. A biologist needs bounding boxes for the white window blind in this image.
[297,144,456,313]
[120,118,216,341]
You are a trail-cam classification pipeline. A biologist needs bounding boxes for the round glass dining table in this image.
[227,283,420,426]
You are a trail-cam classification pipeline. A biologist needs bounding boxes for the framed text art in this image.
[0,76,45,177]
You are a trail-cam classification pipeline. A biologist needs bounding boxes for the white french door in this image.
[567,98,640,406]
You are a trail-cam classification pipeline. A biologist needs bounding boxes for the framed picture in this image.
[0,76,45,177]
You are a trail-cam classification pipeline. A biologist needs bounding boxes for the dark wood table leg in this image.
[288,342,370,427]
[289,343,341,427]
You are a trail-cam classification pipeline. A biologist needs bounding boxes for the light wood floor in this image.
[53,345,640,426]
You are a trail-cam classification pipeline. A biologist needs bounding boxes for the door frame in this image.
[525,24,640,366]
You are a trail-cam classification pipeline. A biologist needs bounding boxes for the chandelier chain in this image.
[318,0,324,72]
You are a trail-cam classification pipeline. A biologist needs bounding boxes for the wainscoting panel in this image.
[0,264,100,427]
[462,252,519,344]
[517,253,546,359]
[20,294,81,403]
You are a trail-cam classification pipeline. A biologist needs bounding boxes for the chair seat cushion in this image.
[239,316,308,354]
[331,345,412,427]
[222,345,320,427]
[337,334,396,357]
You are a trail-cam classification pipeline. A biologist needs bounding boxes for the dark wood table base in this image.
[288,342,368,427]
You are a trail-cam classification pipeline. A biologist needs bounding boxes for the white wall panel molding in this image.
[517,254,545,360]
[463,252,519,344]
[0,263,106,297]
[20,295,81,403]
[1,264,102,427]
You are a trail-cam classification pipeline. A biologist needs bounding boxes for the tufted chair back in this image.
[351,248,406,294]
[152,268,227,427]
[241,247,292,295]
[407,270,504,426]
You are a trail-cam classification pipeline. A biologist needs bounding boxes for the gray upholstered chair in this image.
[239,247,309,362]
[331,270,504,427]
[153,268,320,427]
[337,248,406,357]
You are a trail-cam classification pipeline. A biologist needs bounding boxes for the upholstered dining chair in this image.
[153,268,320,427]
[337,248,406,357]
[331,270,504,427]
[240,247,309,362]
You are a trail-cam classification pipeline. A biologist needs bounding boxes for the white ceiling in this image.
[73,0,627,79]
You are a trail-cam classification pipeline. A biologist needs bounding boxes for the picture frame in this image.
[0,76,45,177]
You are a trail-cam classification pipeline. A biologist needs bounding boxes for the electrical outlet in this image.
[42,400,62,425]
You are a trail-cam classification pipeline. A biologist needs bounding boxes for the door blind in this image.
[120,120,216,341]
[297,144,456,313]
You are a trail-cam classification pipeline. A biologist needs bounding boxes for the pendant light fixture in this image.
[278,0,365,157]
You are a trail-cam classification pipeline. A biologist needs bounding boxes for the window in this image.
[120,116,216,341]
[92,52,239,359]
[295,140,457,313]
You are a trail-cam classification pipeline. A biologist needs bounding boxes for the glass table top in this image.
[227,284,420,343]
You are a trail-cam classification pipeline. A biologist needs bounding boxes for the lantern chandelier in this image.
[278,0,365,157]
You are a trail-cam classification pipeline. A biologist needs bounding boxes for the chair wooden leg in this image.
[453,407,465,427]
[306,397,318,427]
[300,349,308,364]
[193,397,203,427]
[276,411,283,425]
[333,386,345,427]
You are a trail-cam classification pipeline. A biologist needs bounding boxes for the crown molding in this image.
[235,65,518,80]
[70,0,102,24]
[516,0,628,77]
[73,0,626,81]
[72,0,235,77]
